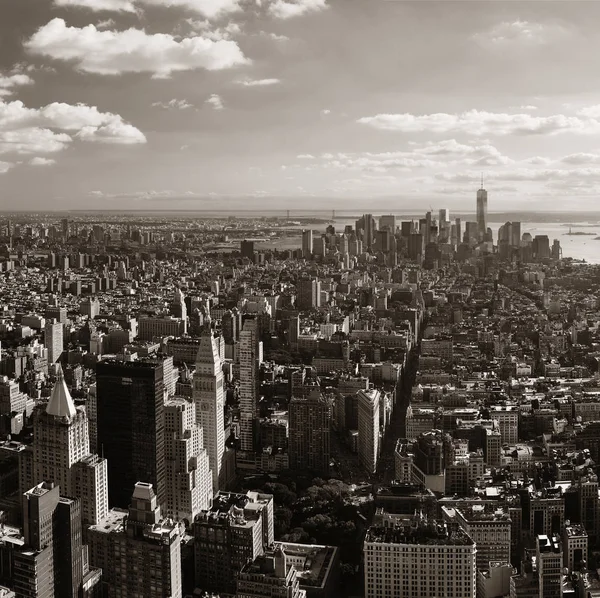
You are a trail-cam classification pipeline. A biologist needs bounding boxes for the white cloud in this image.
[560,153,600,165]
[205,94,224,110]
[357,110,600,136]
[258,31,290,41]
[142,0,241,18]
[54,0,242,17]
[30,157,56,166]
[0,128,72,155]
[237,78,280,87]
[578,105,600,119]
[25,18,249,77]
[88,189,203,199]
[268,0,327,19]
[54,0,136,11]
[436,167,600,185]
[473,20,570,47]
[0,161,12,174]
[0,72,34,98]
[152,98,193,110]
[293,140,513,172]
[320,109,331,116]
[96,18,117,29]
[0,99,145,163]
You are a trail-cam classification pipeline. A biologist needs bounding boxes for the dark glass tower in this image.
[96,359,165,509]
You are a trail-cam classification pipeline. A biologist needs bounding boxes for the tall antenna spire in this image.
[481,172,484,189]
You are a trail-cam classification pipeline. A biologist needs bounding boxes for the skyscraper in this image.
[288,387,331,475]
[193,333,225,491]
[296,277,321,311]
[363,213,376,249]
[358,389,380,474]
[44,319,63,364]
[164,397,212,523]
[96,359,166,509]
[171,288,188,334]
[239,318,261,453]
[27,366,109,527]
[88,482,182,598]
[476,177,488,241]
[301,229,313,258]
[379,214,396,232]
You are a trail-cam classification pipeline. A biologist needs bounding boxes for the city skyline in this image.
[3,1,600,209]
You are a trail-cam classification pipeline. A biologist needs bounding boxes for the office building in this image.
[164,397,212,524]
[364,516,476,598]
[296,278,321,311]
[44,319,63,364]
[239,318,261,453]
[88,482,182,598]
[301,229,313,258]
[96,359,166,509]
[15,482,101,598]
[379,214,396,232]
[477,179,488,241]
[288,388,331,476]
[170,288,188,334]
[193,334,225,491]
[194,491,274,595]
[137,317,186,341]
[241,240,255,261]
[561,524,587,572]
[358,389,380,474]
[537,534,562,598]
[27,366,109,527]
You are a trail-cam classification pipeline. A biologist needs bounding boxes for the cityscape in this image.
[4,0,600,598]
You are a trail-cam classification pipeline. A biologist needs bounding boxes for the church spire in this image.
[46,364,77,418]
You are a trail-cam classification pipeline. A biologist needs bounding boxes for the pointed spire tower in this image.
[193,333,225,491]
[46,365,77,419]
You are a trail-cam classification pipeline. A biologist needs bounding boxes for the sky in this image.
[2,0,600,212]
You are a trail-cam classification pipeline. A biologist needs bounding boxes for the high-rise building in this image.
[26,367,109,527]
[88,482,182,598]
[511,221,521,247]
[241,240,255,261]
[439,208,450,224]
[301,229,313,258]
[364,516,476,598]
[164,397,212,524]
[362,213,376,249]
[537,534,562,598]
[379,214,396,232]
[44,319,63,364]
[296,277,321,311]
[193,333,225,491]
[171,288,188,334]
[476,179,488,241]
[288,388,331,475]
[358,389,380,474]
[96,359,166,509]
[16,482,101,598]
[239,319,261,453]
[194,491,274,595]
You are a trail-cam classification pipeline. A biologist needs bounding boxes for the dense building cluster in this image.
[0,190,599,597]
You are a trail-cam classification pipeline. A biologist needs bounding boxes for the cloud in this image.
[0,99,145,164]
[96,18,117,29]
[357,110,600,136]
[29,157,56,166]
[237,77,280,87]
[152,98,193,110]
[436,167,600,186]
[185,20,242,40]
[0,128,72,155]
[54,0,242,18]
[473,20,570,47]
[205,94,224,110]
[25,18,249,77]
[258,31,290,41]
[88,189,204,199]
[0,162,12,174]
[0,72,34,98]
[54,0,136,11]
[320,109,331,116]
[578,105,600,119]
[293,140,514,172]
[268,0,327,19]
[560,153,600,165]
